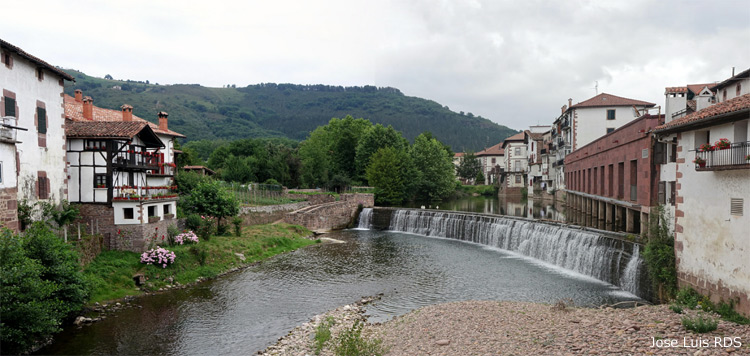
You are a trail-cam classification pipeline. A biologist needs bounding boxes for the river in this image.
[38,225,642,355]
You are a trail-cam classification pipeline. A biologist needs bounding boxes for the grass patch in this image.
[671,287,750,325]
[82,223,316,304]
[682,313,718,333]
[314,316,335,355]
[459,184,497,196]
[333,320,385,356]
[288,190,341,199]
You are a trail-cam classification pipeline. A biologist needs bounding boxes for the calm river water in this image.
[39,227,641,355]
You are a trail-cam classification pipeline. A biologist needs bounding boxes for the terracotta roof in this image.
[526,131,544,141]
[66,121,149,138]
[500,132,526,148]
[711,68,749,91]
[183,165,216,175]
[570,93,655,109]
[476,142,504,156]
[665,87,687,94]
[63,94,185,138]
[454,152,464,158]
[655,93,750,132]
[686,84,714,95]
[0,39,74,81]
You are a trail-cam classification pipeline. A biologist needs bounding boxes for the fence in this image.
[223,182,301,206]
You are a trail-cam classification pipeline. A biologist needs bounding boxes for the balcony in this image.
[113,146,161,171]
[694,141,750,171]
[112,185,178,202]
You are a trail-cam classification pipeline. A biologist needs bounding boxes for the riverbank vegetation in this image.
[84,223,316,303]
[643,205,678,302]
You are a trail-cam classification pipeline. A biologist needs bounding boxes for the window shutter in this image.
[4,97,15,117]
[37,107,47,134]
[654,142,665,164]
[38,176,49,199]
[658,182,665,205]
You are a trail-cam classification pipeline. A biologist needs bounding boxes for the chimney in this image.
[561,105,567,114]
[158,111,169,131]
[121,104,133,122]
[83,96,93,120]
[74,89,83,102]
[568,98,572,108]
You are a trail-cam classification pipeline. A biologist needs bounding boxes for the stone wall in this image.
[239,201,310,226]
[285,193,337,205]
[678,271,750,317]
[75,203,184,252]
[73,233,103,266]
[0,187,19,232]
[283,193,374,231]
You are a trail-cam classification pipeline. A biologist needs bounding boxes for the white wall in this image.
[676,128,750,300]
[2,53,67,206]
[665,93,687,122]
[573,106,651,150]
[0,143,16,189]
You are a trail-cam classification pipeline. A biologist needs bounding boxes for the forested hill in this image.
[63,70,518,152]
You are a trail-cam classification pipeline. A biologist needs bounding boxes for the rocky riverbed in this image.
[261,300,750,355]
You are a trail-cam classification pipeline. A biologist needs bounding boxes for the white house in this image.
[525,126,550,197]
[1,39,73,231]
[653,82,750,316]
[475,142,505,185]
[64,91,185,251]
[500,132,527,195]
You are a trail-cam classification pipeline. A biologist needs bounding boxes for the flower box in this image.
[164,213,175,220]
[715,138,730,150]
[148,216,161,223]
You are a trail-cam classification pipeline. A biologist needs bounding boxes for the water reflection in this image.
[403,195,567,221]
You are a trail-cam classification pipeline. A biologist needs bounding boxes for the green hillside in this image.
[63,70,518,152]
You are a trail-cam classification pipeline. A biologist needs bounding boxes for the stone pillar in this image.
[640,211,649,238]
[626,208,635,233]
[615,206,624,232]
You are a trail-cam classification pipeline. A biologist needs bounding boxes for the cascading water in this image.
[359,208,646,298]
[357,208,373,229]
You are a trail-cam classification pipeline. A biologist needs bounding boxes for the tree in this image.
[298,116,371,187]
[366,147,413,205]
[182,181,239,228]
[104,74,113,80]
[457,151,482,183]
[355,124,408,183]
[1,223,88,354]
[475,170,485,185]
[410,133,456,201]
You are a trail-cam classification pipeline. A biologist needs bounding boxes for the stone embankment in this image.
[240,201,311,226]
[284,193,374,232]
[261,300,750,355]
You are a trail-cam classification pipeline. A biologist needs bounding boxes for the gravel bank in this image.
[262,300,750,355]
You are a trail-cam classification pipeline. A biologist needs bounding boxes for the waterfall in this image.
[357,208,373,229]
[385,209,645,297]
[620,244,641,295]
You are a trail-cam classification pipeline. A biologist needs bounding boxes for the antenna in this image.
[593,81,599,95]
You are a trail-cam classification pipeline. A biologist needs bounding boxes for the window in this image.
[723,89,727,102]
[36,68,44,81]
[4,96,15,117]
[123,208,134,220]
[163,204,170,215]
[606,128,615,134]
[94,174,107,188]
[85,140,107,151]
[606,109,616,120]
[148,206,156,217]
[0,161,3,184]
[515,175,521,183]
[37,176,49,199]
[738,84,742,97]
[37,107,46,134]
[515,147,521,155]
[491,158,496,164]
[1,51,10,67]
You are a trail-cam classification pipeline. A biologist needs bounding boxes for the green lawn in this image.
[83,223,317,303]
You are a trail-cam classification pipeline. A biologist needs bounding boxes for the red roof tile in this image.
[655,93,750,132]
[0,39,74,81]
[570,93,655,109]
[64,94,185,137]
[454,152,464,158]
[665,87,687,94]
[65,121,149,138]
[686,84,714,95]
[710,68,749,91]
[476,142,504,156]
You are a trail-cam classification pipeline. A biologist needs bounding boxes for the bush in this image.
[140,247,177,268]
[186,214,202,231]
[682,314,718,333]
[232,216,243,237]
[333,320,384,356]
[314,316,335,355]
[189,245,208,266]
[644,205,677,301]
[167,224,180,246]
[175,231,199,245]
[197,216,216,241]
[0,224,89,354]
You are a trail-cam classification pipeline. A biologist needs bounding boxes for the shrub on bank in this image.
[0,223,89,354]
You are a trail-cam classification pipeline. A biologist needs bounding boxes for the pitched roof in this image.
[476,142,504,156]
[655,93,750,133]
[711,68,750,91]
[500,132,526,148]
[687,83,715,95]
[526,131,544,141]
[63,94,185,138]
[665,87,687,94]
[66,121,147,138]
[570,93,655,109]
[454,152,464,158]
[0,39,74,81]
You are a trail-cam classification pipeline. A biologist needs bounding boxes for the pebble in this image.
[436,339,450,346]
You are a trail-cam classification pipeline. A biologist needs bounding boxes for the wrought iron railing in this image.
[695,141,750,170]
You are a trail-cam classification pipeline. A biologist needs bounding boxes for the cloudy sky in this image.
[3,0,749,130]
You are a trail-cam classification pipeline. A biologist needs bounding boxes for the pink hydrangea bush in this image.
[175,231,199,245]
[140,247,177,268]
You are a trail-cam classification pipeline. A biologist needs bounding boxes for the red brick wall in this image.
[678,271,750,317]
[565,114,663,206]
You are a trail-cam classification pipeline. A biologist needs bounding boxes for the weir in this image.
[358,207,652,301]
